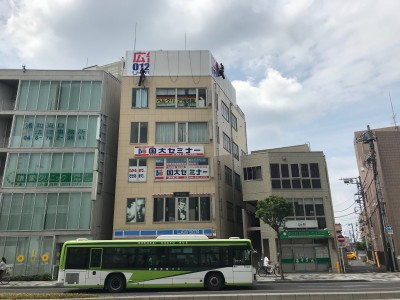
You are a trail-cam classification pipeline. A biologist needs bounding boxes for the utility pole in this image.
[362,125,396,271]
[340,176,376,265]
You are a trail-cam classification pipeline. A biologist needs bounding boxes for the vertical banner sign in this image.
[126,51,151,76]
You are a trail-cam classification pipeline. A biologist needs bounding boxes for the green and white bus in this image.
[57,235,256,292]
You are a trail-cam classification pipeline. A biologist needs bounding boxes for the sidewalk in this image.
[1,272,400,288]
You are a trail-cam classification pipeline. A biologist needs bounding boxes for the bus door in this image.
[86,248,103,287]
[232,248,252,283]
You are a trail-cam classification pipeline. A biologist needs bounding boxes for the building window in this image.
[130,122,148,144]
[223,132,231,152]
[234,172,242,191]
[128,159,147,182]
[222,101,229,122]
[286,198,326,229]
[236,206,243,224]
[232,142,239,160]
[227,202,234,222]
[156,88,207,108]
[270,163,321,190]
[243,166,262,180]
[225,165,232,186]
[153,196,211,222]
[126,198,145,223]
[231,113,237,131]
[156,122,208,143]
[132,88,148,108]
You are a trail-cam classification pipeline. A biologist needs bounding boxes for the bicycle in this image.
[256,261,280,277]
[0,267,11,285]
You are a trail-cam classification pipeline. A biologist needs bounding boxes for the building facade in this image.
[354,126,400,270]
[0,69,121,276]
[113,50,247,240]
[241,145,339,272]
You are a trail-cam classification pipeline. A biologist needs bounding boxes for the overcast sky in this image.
[1,0,399,237]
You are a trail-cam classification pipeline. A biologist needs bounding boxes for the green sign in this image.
[279,229,329,239]
[13,172,93,184]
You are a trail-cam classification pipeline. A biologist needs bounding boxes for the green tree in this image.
[255,195,292,280]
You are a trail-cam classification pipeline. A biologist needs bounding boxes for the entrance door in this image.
[86,248,102,287]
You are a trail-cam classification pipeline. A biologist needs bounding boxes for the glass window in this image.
[75,116,88,147]
[301,164,309,177]
[8,194,22,230]
[55,194,69,229]
[243,166,262,180]
[177,88,196,107]
[270,164,280,178]
[48,81,60,110]
[59,81,71,110]
[32,194,46,230]
[314,198,324,216]
[67,193,81,229]
[304,199,314,216]
[10,116,24,147]
[26,81,40,110]
[232,142,239,160]
[69,81,80,110]
[65,116,77,147]
[282,179,291,188]
[294,199,304,216]
[291,164,300,177]
[225,165,232,186]
[21,116,34,148]
[292,179,301,188]
[43,116,55,147]
[83,153,94,186]
[37,81,50,110]
[189,197,199,221]
[132,88,148,108]
[310,163,320,178]
[281,164,289,177]
[153,198,164,222]
[79,193,91,229]
[312,179,321,188]
[44,194,57,229]
[200,197,211,221]
[89,81,101,111]
[234,172,241,191]
[156,123,175,143]
[302,179,311,189]
[227,202,234,221]
[188,122,208,143]
[54,116,66,147]
[87,116,98,147]
[223,132,230,152]
[198,88,207,107]
[17,81,29,110]
[130,122,148,144]
[231,113,237,131]
[156,88,175,107]
[0,194,11,230]
[271,180,281,189]
[65,247,90,269]
[222,101,229,122]
[80,81,91,110]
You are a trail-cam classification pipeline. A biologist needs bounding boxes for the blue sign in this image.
[114,228,214,238]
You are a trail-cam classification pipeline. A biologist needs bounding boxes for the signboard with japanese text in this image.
[154,158,209,181]
[134,145,204,157]
[279,229,329,239]
[125,51,151,76]
[128,166,147,182]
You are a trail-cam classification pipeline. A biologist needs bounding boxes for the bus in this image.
[57,235,256,292]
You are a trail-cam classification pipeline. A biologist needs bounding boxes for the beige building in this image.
[241,145,339,272]
[354,126,400,271]
[113,50,247,239]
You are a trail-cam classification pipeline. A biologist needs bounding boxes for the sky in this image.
[1,0,399,238]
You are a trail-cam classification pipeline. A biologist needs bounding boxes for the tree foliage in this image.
[255,195,292,233]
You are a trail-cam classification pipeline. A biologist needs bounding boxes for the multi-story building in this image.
[241,145,339,272]
[0,69,121,276]
[113,50,247,240]
[354,125,400,270]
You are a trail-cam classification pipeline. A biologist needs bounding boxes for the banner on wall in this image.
[134,146,204,157]
[125,51,151,76]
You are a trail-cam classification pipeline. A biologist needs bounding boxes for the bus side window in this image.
[90,249,102,268]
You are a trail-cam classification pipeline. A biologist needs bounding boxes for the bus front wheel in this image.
[205,272,224,291]
[106,274,126,293]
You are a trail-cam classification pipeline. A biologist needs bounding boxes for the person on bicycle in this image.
[263,256,271,272]
[0,257,6,279]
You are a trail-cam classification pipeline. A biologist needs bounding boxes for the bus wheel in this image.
[205,272,224,291]
[106,274,126,293]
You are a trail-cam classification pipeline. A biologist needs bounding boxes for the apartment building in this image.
[241,145,339,272]
[0,69,121,276]
[354,126,400,270]
[113,50,247,240]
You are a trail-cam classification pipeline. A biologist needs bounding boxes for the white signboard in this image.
[285,220,318,229]
[134,146,205,157]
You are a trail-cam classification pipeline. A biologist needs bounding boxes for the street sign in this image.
[337,234,345,243]
[386,225,393,235]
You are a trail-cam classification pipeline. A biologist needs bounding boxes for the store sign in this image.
[135,146,204,157]
[285,220,318,229]
[128,166,147,182]
[279,229,329,239]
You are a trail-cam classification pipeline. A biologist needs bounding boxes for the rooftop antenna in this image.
[134,23,137,53]
[389,92,398,129]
